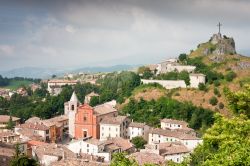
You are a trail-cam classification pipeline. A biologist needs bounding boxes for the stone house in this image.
[148,128,202,150]
[128,122,150,140]
[141,142,190,163]
[100,116,130,140]
[0,115,20,132]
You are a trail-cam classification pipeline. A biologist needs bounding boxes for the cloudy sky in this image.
[0,0,250,70]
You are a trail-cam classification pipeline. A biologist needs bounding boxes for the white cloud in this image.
[0,0,249,70]
[0,45,15,56]
[65,25,76,33]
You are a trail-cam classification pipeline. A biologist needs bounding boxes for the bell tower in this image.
[65,91,80,138]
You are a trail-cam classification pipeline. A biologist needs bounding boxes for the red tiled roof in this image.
[17,122,49,131]
[159,142,190,155]
[100,116,128,125]
[0,115,20,123]
[27,140,47,147]
[130,152,165,165]
[150,128,200,140]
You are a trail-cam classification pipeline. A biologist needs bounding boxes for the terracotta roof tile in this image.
[100,116,128,125]
[129,122,147,128]
[93,104,118,115]
[150,128,200,140]
[159,142,190,155]
[130,152,165,165]
[17,122,49,131]
[0,115,20,123]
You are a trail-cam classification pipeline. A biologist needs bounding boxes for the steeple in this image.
[70,91,79,102]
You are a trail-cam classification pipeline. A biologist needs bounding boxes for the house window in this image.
[71,105,74,110]
[109,127,111,131]
[177,158,179,162]
[116,128,118,131]
[87,149,89,153]
[178,125,180,127]
[46,130,49,134]
[102,127,104,130]
[87,144,89,147]
[84,116,87,121]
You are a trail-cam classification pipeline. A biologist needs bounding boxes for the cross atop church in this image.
[217,22,222,34]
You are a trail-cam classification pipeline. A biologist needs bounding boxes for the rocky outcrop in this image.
[209,33,236,55]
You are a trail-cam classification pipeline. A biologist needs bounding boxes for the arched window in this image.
[71,104,74,110]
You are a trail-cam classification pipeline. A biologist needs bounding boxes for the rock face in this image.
[210,33,236,55]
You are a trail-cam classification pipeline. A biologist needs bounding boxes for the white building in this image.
[128,122,150,140]
[15,122,50,142]
[67,138,111,162]
[32,143,76,166]
[141,79,187,89]
[189,73,206,88]
[156,59,196,75]
[160,119,188,130]
[148,128,202,151]
[100,116,130,140]
[64,92,80,138]
[47,80,78,95]
[67,137,134,162]
[141,142,190,163]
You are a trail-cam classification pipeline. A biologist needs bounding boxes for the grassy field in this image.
[0,80,33,90]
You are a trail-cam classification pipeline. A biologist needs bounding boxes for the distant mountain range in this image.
[0,65,139,79]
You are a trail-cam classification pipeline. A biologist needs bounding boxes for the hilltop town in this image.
[0,30,250,166]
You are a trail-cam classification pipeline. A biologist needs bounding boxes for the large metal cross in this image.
[217,22,222,34]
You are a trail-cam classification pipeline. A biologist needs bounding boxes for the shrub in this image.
[225,71,236,82]
[178,53,187,62]
[209,96,218,106]
[131,136,147,149]
[219,102,224,109]
[175,92,180,96]
[214,88,221,97]
[214,80,220,87]
[198,83,207,91]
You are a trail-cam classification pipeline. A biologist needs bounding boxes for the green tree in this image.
[198,83,207,91]
[110,153,138,166]
[179,53,187,62]
[7,116,15,130]
[190,114,250,166]
[131,136,147,149]
[138,66,153,79]
[10,143,38,166]
[209,96,218,106]
[89,96,100,107]
[225,71,236,82]
[225,84,250,118]
[213,88,220,97]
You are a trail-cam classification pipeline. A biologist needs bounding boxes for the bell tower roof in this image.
[70,91,79,102]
